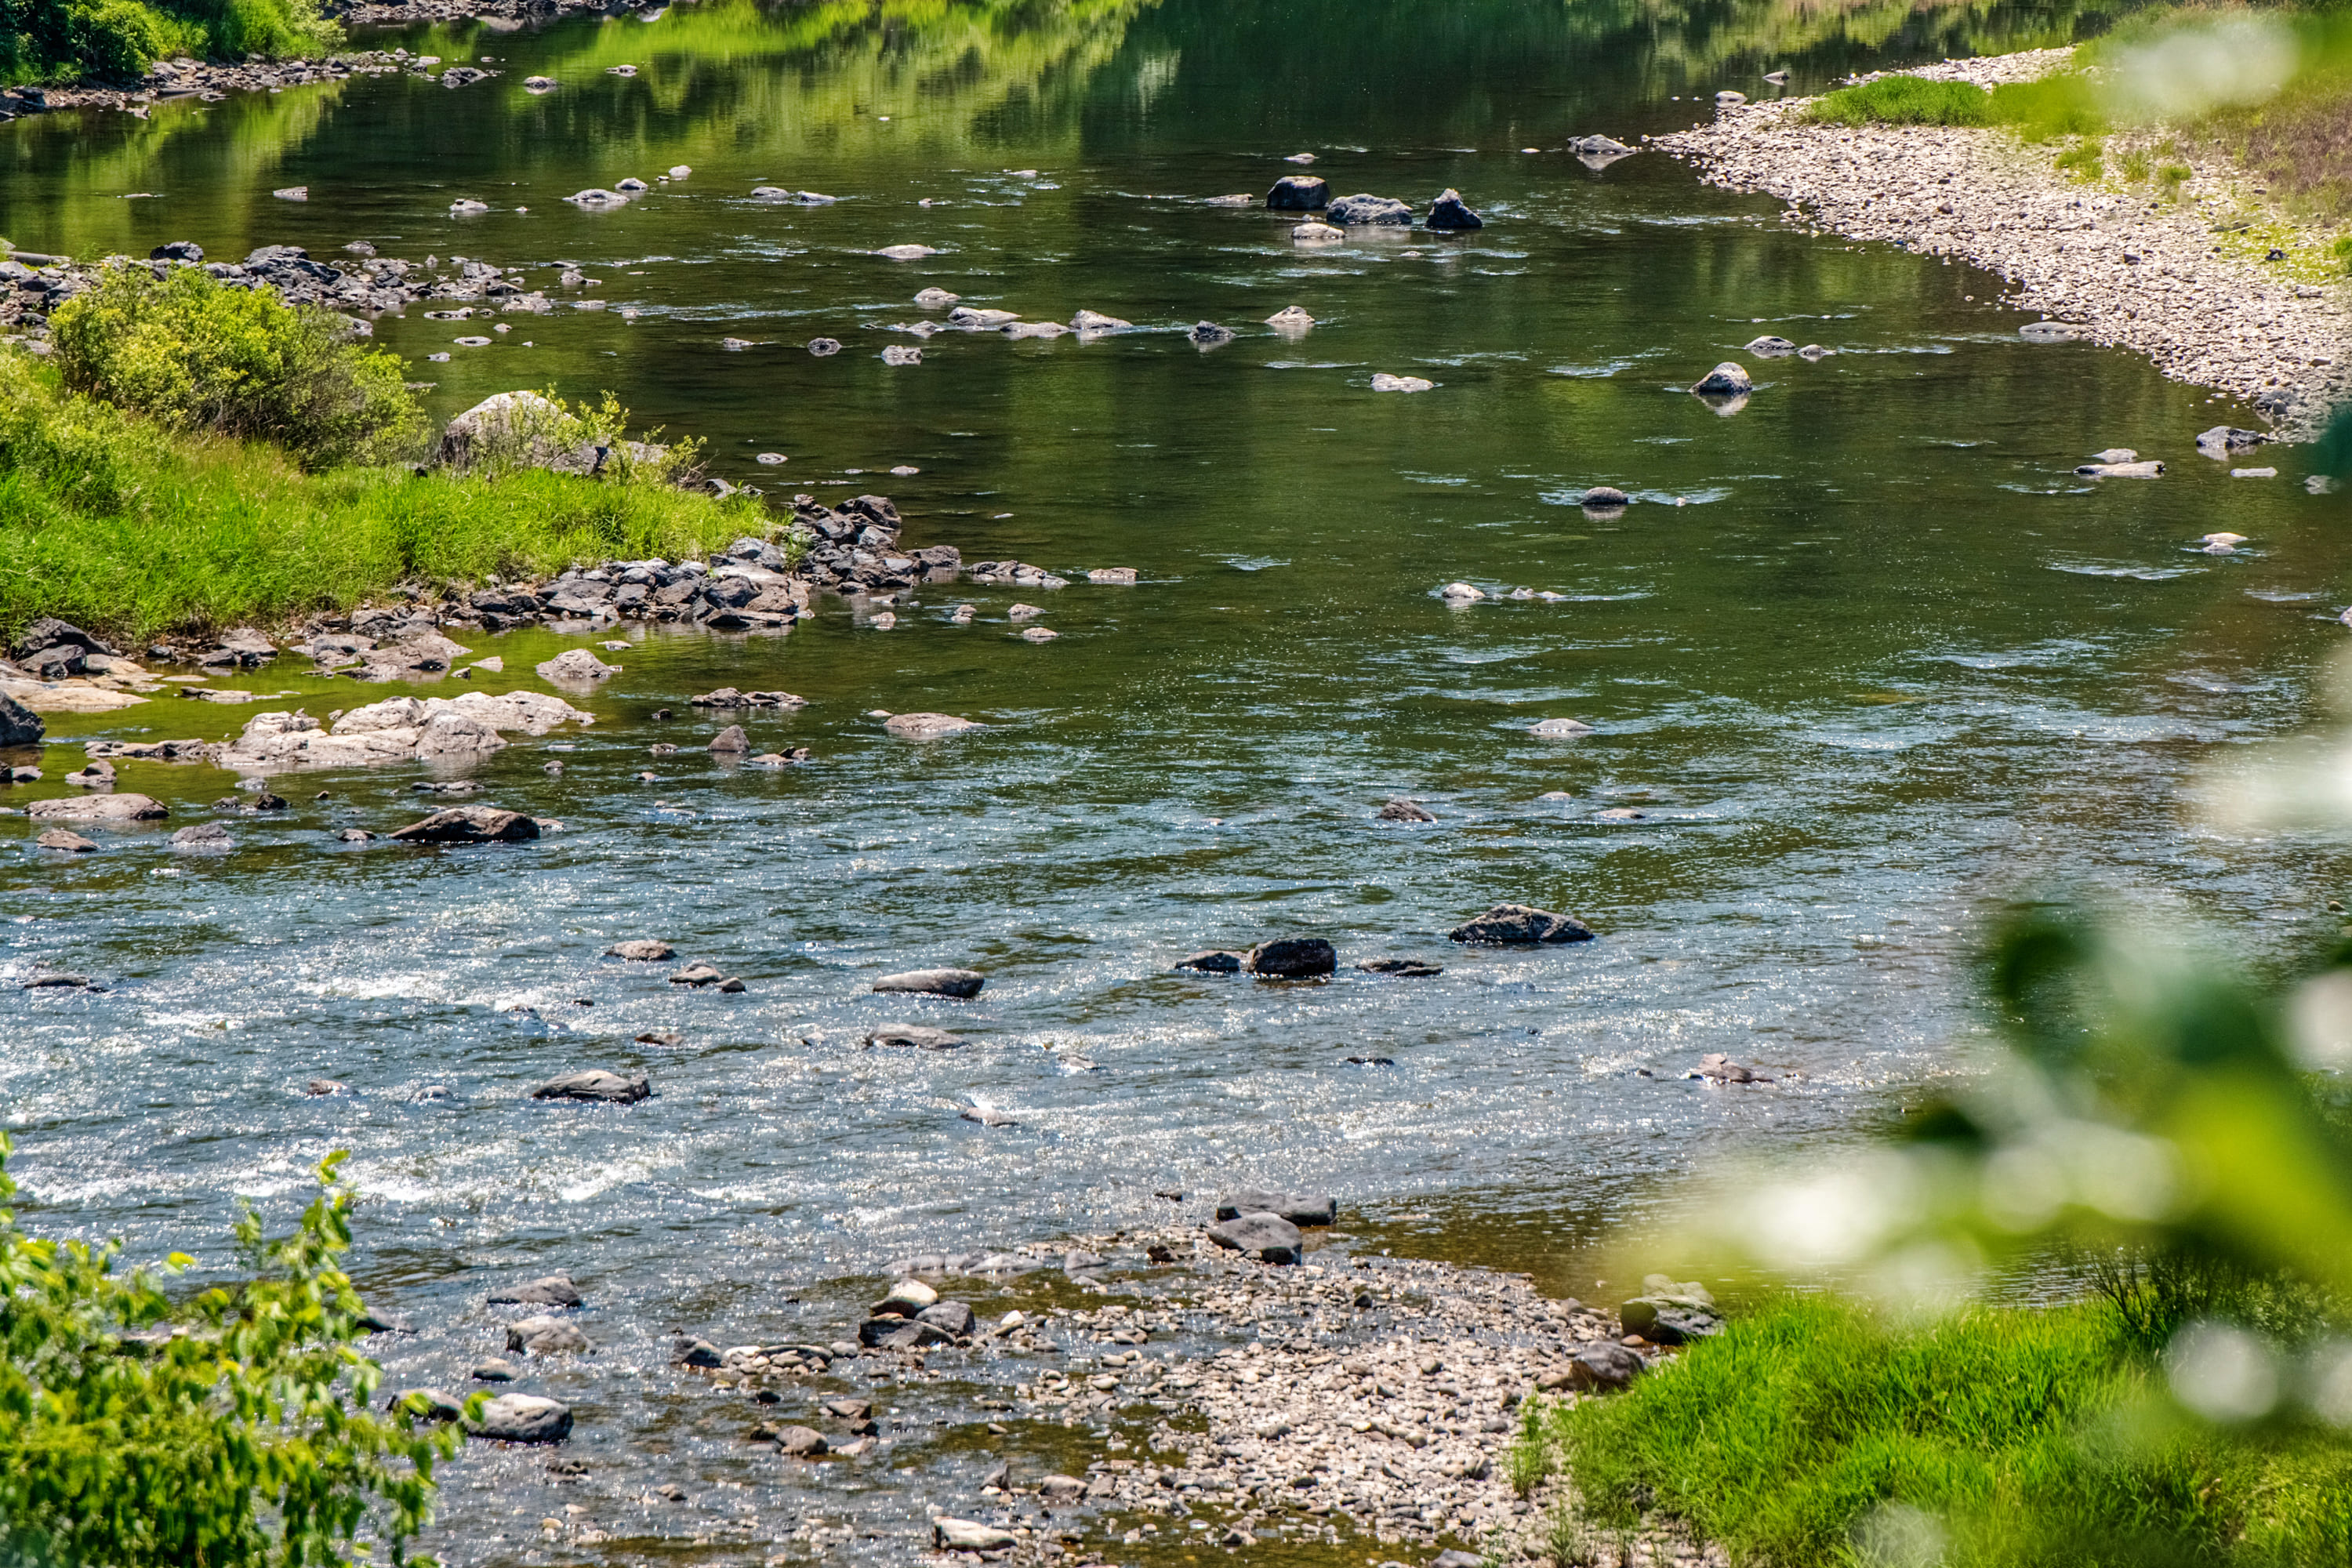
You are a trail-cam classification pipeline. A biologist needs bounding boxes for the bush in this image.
[1808,74,1995,126]
[0,1138,459,1567]
[49,264,426,470]
[0,0,336,82]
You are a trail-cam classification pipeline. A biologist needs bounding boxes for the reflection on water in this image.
[0,0,2333,1560]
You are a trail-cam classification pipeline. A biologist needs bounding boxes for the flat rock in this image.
[1530,717,1595,737]
[1450,902,1595,944]
[1291,221,1345,245]
[471,1358,519,1381]
[506,1316,590,1356]
[536,648,618,683]
[866,1024,967,1050]
[935,1519,1018,1552]
[486,1274,583,1308]
[1265,174,1330,209]
[881,712,977,739]
[873,967,985,998]
[27,793,167,822]
[1174,949,1246,973]
[1215,1189,1337,1226]
[1205,1211,1304,1265]
[1246,938,1337,978]
[1326,193,1412,225]
[469,1392,573,1443]
[530,1070,650,1104]
[390,806,539,844]
[779,1425,829,1457]
[1358,957,1443,977]
[1377,798,1436,822]
[605,939,674,960]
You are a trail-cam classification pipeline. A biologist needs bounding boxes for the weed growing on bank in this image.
[1517,1295,2352,1567]
[0,0,337,85]
[0,348,767,643]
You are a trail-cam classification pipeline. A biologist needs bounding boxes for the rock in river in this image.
[881,712,978,739]
[1206,1211,1304,1265]
[1247,938,1337,978]
[1376,798,1436,822]
[873,967,986,999]
[1174,949,1247,973]
[1265,174,1330,209]
[1450,902,1595,944]
[707,724,750,754]
[935,1519,1017,1552]
[779,1425,829,1457]
[0,691,42,747]
[27,793,167,822]
[1326,193,1413,225]
[469,1393,573,1443]
[536,648,618,683]
[531,1070,650,1104]
[1530,717,1595,737]
[1690,361,1751,395]
[605,939,674,961]
[1291,221,1345,245]
[866,1024,967,1050]
[390,806,539,844]
[1216,1189,1337,1225]
[486,1273,584,1308]
[1425,188,1483,230]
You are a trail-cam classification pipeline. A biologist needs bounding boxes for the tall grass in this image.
[1523,1297,2352,1567]
[0,349,764,643]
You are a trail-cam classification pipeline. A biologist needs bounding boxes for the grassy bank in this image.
[0,347,766,644]
[1,0,337,85]
[1518,1296,2352,1566]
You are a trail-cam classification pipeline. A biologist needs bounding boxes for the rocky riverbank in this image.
[0,48,501,122]
[1654,49,2352,436]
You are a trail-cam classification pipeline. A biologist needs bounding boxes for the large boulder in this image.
[468,1393,573,1443]
[1265,174,1330,209]
[1449,903,1594,944]
[1216,1189,1337,1226]
[536,648,617,684]
[13,616,115,662]
[1206,1211,1304,1265]
[531,1070,650,1103]
[27,793,166,822]
[0,692,44,747]
[437,390,594,474]
[389,807,540,844]
[1425,188,1483,230]
[1690,361,1752,396]
[1325,193,1413,226]
[1246,938,1337,978]
[873,968,986,999]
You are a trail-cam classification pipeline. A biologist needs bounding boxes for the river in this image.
[3,0,2347,1560]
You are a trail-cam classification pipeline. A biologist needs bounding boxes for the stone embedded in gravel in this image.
[469,1392,573,1443]
[530,1070,650,1104]
[605,939,674,961]
[1216,1189,1338,1225]
[535,648,618,683]
[1434,1551,1485,1568]
[1327,193,1413,225]
[880,712,977,739]
[865,1024,967,1050]
[1570,1341,1646,1390]
[872,967,985,998]
[1690,361,1751,395]
[1377,798,1436,822]
[486,1274,583,1308]
[389,806,539,843]
[1174,949,1247,973]
[779,1424,829,1457]
[1206,1211,1305,1264]
[1247,938,1338,978]
[1425,188,1483,230]
[27,793,167,822]
[934,1519,1017,1552]
[1451,903,1595,944]
[1265,174,1331,209]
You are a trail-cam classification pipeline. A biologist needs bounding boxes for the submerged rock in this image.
[605,939,674,960]
[1744,335,1796,356]
[530,1070,650,1104]
[1450,903,1595,944]
[1174,949,1247,973]
[873,967,986,999]
[866,1024,967,1050]
[2075,459,2164,478]
[1290,221,1345,245]
[1376,799,1436,822]
[486,1274,584,1308]
[536,648,618,683]
[1358,957,1443,977]
[880,712,978,739]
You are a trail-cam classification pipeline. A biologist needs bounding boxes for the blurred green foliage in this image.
[0,1138,461,1566]
[0,0,336,84]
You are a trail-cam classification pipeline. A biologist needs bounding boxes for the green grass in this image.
[1522,1297,2352,1567]
[0,0,338,85]
[1807,72,2109,137]
[0,348,768,644]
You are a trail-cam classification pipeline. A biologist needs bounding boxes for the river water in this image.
[4,0,2350,1560]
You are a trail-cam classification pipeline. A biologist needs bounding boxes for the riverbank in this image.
[1654,49,2352,437]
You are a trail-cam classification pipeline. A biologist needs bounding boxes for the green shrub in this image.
[0,1138,459,1567]
[0,0,336,82]
[49,264,426,470]
[2055,137,2104,180]
[1808,74,1994,127]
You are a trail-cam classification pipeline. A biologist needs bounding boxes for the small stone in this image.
[1215,1189,1337,1225]
[486,1275,583,1308]
[1265,174,1330,209]
[934,1519,1017,1552]
[865,1024,967,1050]
[35,829,97,852]
[1690,361,1751,395]
[1174,949,1247,973]
[472,1359,519,1381]
[779,1425,829,1457]
[1581,486,1630,508]
[872,967,985,998]
[606,940,674,961]
[708,725,750,753]
[529,1070,650,1104]
[1424,188,1483,230]
[469,1393,573,1443]
[1205,1212,1304,1265]
[1376,798,1435,822]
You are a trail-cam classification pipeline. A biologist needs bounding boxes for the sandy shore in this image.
[1654,49,2352,437]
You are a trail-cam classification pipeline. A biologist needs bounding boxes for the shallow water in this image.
[5,0,2351,1559]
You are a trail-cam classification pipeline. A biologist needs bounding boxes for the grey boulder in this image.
[916,1299,975,1336]
[865,1024,967,1050]
[390,806,539,844]
[1326,193,1413,225]
[605,939,674,961]
[1247,938,1337,978]
[486,1274,583,1308]
[531,1070,650,1104]
[1425,188,1483,230]
[1450,903,1595,944]
[935,1519,1017,1552]
[27,793,167,822]
[1690,361,1751,395]
[872,967,985,999]
[0,691,42,747]
[1569,1341,1646,1390]
[469,1392,573,1443]
[1215,1189,1336,1226]
[1265,174,1330,209]
[1206,1211,1304,1265]
[1174,949,1246,973]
